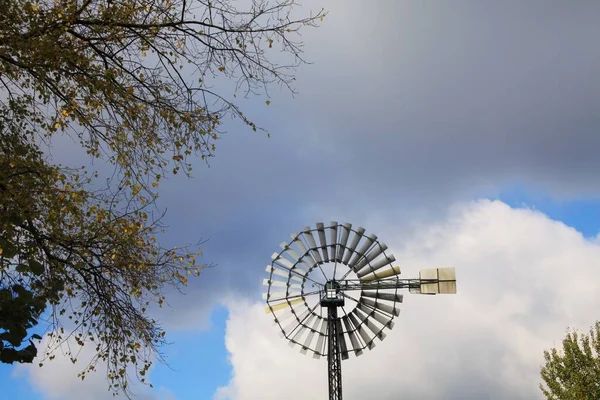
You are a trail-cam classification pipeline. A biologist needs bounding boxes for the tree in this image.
[540,322,600,400]
[0,0,323,395]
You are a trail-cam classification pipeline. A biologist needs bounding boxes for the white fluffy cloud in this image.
[13,335,175,400]
[214,200,600,400]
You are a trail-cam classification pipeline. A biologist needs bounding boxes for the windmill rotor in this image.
[263,222,457,400]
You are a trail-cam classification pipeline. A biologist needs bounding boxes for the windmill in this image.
[264,222,457,400]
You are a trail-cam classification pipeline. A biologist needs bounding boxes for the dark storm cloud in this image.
[285,0,600,196]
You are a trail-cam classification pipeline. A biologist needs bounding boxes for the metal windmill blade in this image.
[263,222,457,400]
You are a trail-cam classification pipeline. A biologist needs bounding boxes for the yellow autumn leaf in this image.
[132,183,141,196]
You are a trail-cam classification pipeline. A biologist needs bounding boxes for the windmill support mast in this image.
[322,281,346,400]
[327,305,343,400]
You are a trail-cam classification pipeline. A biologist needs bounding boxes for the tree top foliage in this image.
[0,0,324,395]
[1,0,324,184]
[540,322,600,400]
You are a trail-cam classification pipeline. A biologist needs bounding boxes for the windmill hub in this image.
[321,281,345,307]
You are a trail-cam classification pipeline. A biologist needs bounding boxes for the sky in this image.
[3,0,600,399]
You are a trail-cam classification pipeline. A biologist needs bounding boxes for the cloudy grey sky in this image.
[151,0,600,326]
[11,1,600,399]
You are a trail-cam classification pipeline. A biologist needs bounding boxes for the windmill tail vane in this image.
[263,222,457,400]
